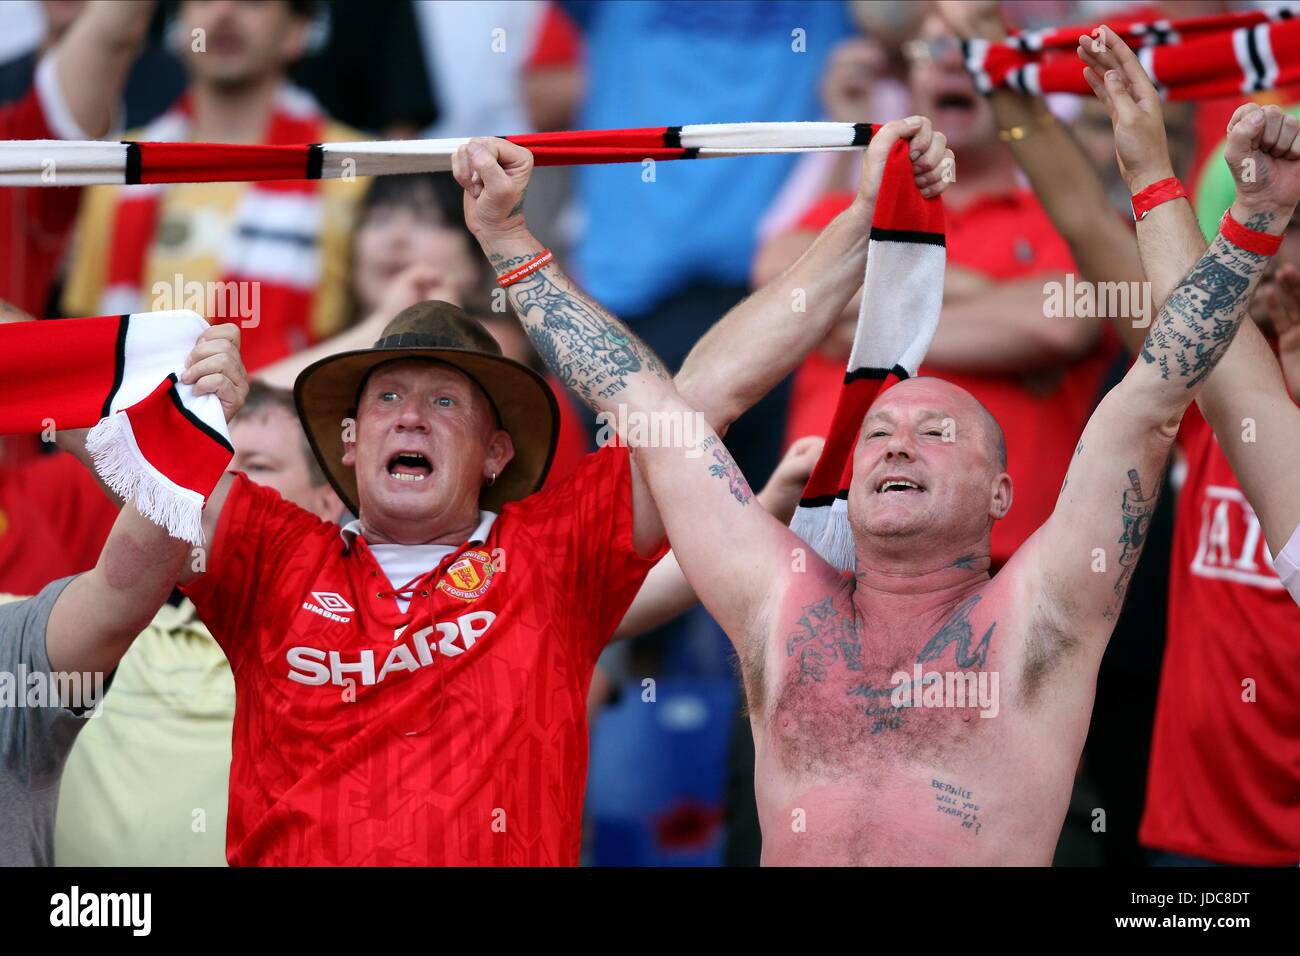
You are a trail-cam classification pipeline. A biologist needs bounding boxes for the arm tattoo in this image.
[700,435,753,505]
[490,252,668,406]
[1139,225,1272,389]
[1105,467,1159,621]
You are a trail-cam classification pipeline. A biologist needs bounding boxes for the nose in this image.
[884,430,916,461]
[394,404,430,433]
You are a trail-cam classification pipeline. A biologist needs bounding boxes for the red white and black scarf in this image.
[965,5,1300,100]
[789,136,945,572]
[98,86,329,370]
[0,121,944,559]
[0,311,232,544]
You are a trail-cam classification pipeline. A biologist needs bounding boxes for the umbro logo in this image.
[302,591,354,623]
[311,592,354,613]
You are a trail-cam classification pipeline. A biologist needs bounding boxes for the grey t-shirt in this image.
[0,575,95,867]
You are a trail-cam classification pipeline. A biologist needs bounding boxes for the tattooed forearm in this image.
[489,251,668,406]
[1105,467,1160,621]
[1139,224,1273,390]
[700,435,753,505]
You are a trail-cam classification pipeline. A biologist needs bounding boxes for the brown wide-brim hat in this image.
[294,300,559,515]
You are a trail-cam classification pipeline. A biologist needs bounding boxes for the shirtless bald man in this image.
[456,97,1300,862]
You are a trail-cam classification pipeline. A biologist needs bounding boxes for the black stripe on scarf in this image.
[164,373,235,454]
[101,314,130,418]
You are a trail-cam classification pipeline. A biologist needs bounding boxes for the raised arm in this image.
[451,130,929,642]
[452,126,952,555]
[53,0,155,139]
[45,500,188,677]
[1080,25,1300,562]
[1023,91,1300,634]
[613,436,823,640]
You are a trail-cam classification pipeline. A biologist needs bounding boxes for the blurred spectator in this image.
[764,9,1115,568]
[0,1,154,320]
[55,382,344,866]
[61,0,363,372]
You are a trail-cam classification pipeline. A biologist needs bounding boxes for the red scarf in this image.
[0,311,232,544]
[101,87,329,371]
[789,135,945,572]
[965,5,1300,100]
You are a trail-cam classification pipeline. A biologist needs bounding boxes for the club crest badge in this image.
[438,550,496,601]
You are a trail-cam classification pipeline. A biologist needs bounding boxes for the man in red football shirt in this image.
[1072,29,1300,866]
[154,116,954,865]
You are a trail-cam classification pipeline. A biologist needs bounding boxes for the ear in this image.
[282,13,312,64]
[989,471,1013,521]
[312,485,345,524]
[340,439,356,467]
[484,428,515,484]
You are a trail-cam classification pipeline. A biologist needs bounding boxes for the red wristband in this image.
[497,249,553,287]
[1220,209,1284,256]
[1130,176,1186,221]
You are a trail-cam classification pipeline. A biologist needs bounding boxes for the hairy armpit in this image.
[1019,575,1082,707]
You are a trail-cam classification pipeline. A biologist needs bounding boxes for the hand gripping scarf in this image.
[0,311,232,545]
[964,4,1300,100]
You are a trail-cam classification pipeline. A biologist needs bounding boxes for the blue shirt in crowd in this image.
[562,0,852,316]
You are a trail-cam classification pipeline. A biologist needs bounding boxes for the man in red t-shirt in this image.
[770,9,1116,567]
[1066,28,1300,865]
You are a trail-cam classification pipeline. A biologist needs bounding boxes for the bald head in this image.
[870,377,1005,473]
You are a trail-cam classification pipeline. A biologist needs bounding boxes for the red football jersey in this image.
[182,445,662,865]
[1140,407,1300,865]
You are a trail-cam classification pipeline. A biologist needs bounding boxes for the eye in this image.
[380,391,399,403]
[435,396,455,408]
[866,430,888,439]
[925,429,944,437]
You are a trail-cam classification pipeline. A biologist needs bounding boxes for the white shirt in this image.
[340,511,498,611]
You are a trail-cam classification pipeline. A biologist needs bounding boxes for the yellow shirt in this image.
[53,599,235,866]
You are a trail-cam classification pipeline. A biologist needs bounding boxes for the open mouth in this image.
[387,452,432,483]
[875,477,926,495]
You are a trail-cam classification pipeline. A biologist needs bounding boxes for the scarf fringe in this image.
[86,412,205,547]
[790,498,856,573]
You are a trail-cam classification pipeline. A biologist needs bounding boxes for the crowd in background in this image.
[0,0,1295,867]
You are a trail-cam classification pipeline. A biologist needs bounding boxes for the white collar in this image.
[339,510,498,550]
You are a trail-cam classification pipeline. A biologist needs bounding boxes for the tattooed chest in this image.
[767,594,1003,778]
